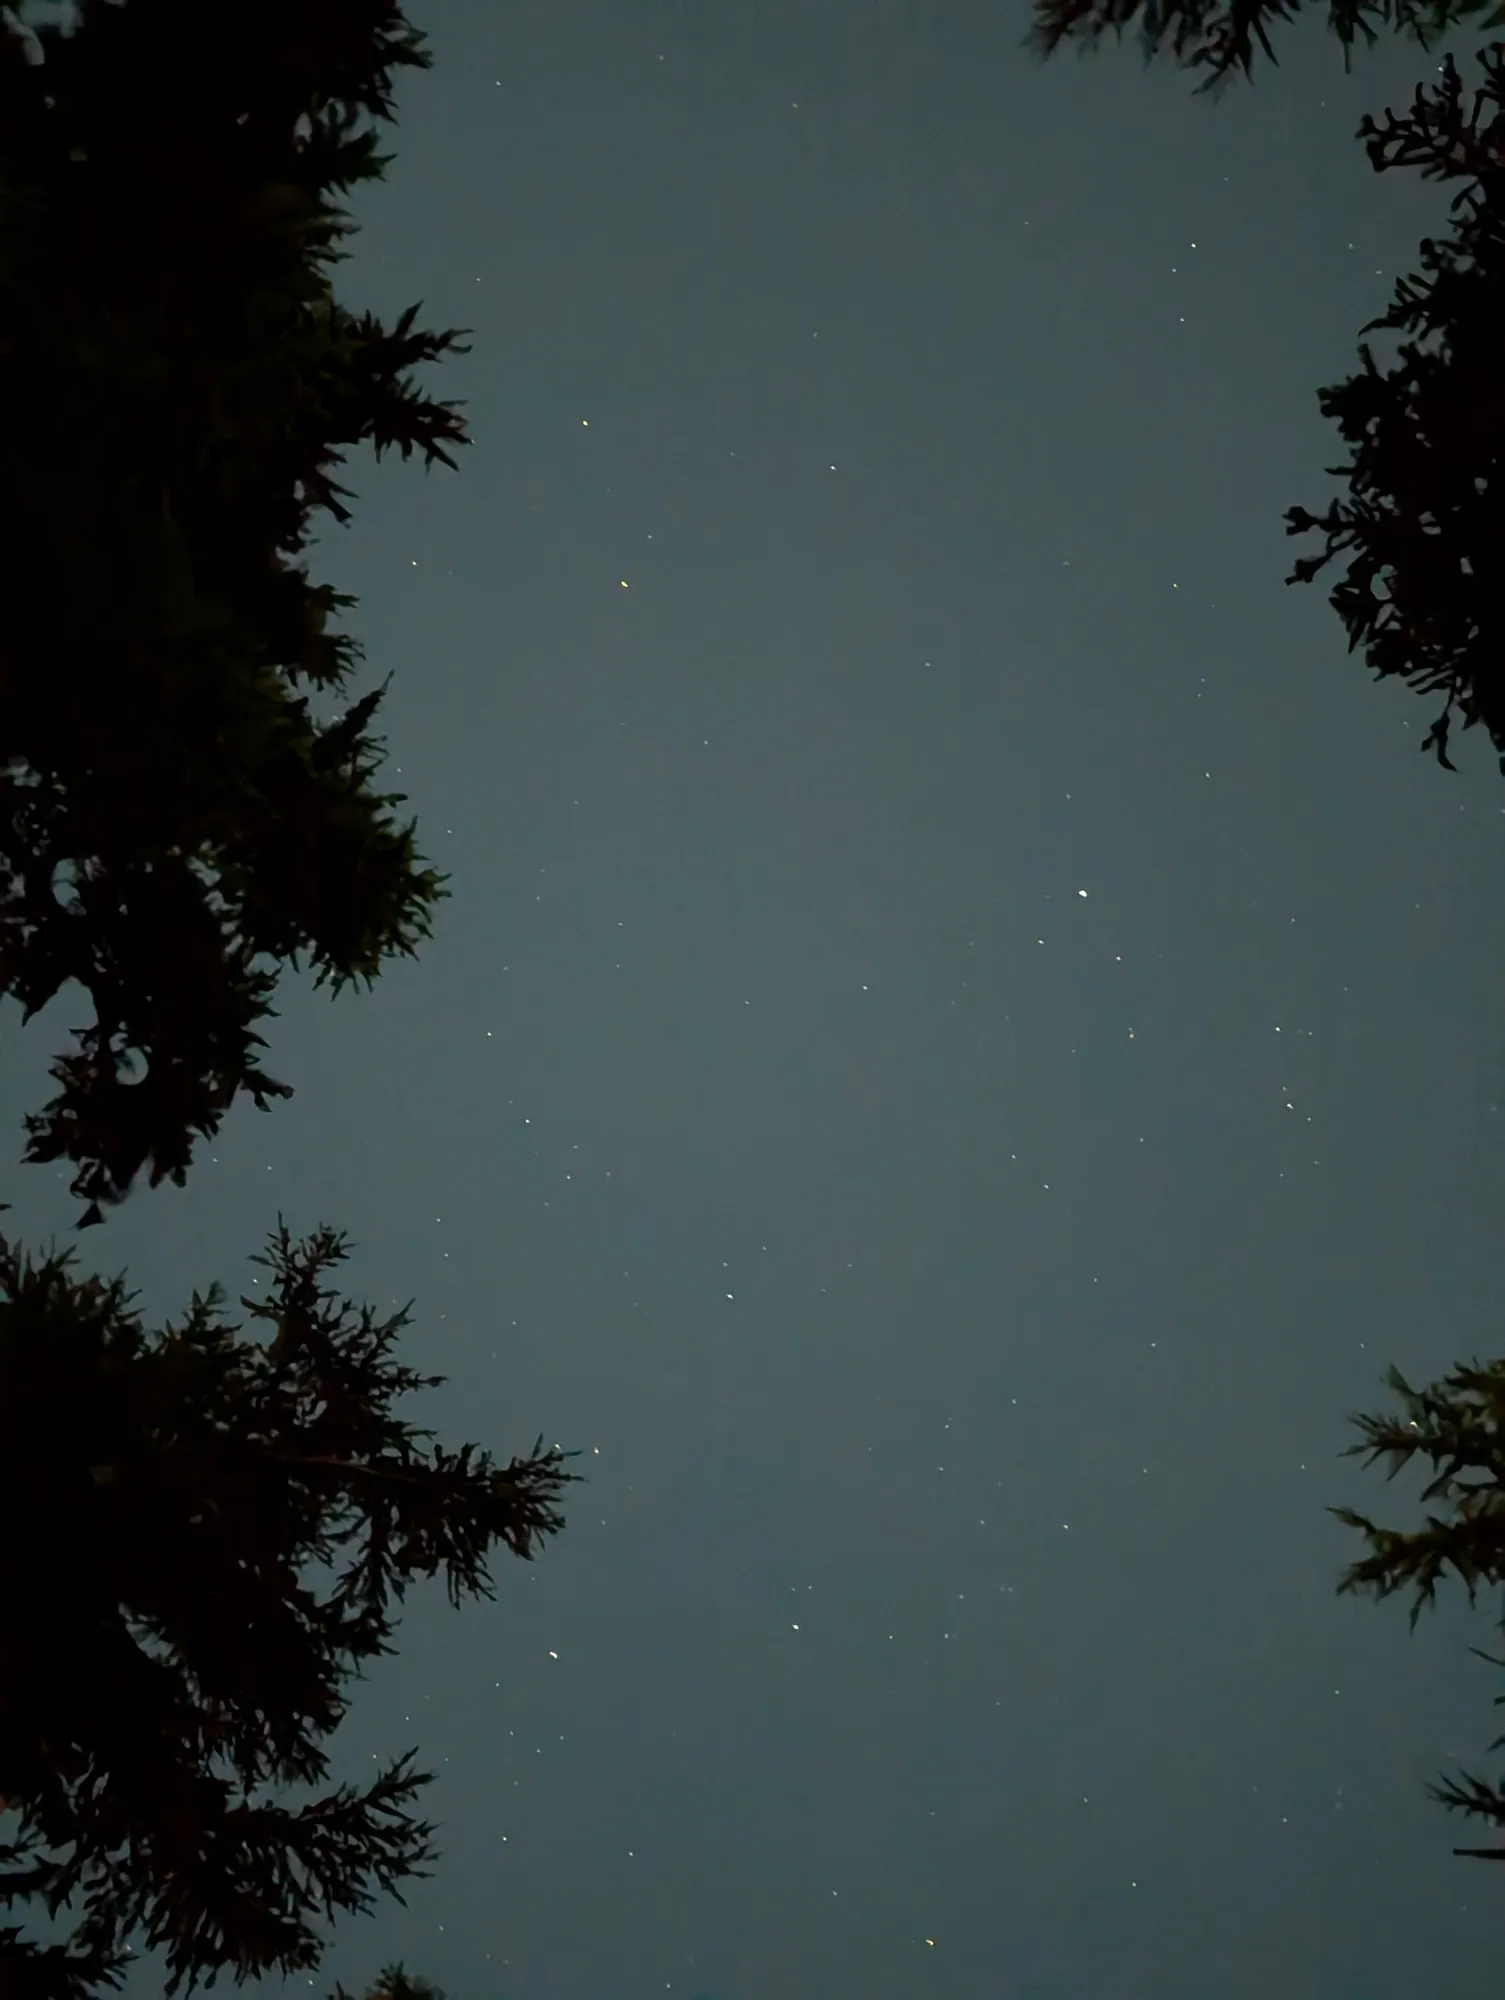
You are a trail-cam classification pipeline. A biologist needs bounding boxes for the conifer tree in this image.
[0,0,468,1224]
[1026,0,1505,779]
[1027,0,1505,1860]
[1336,1356,1505,1857]
[0,1222,578,1997]
[334,1962,448,2000]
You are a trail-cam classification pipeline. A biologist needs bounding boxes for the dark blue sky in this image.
[7,1,1505,1994]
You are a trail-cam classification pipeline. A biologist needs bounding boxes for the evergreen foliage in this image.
[0,0,468,1224]
[1026,0,1505,780]
[1284,47,1505,778]
[333,1962,447,2000]
[1027,0,1505,1863]
[1336,1357,1505,1856]
[0,1222,577,1997]
[1026,0,1502,94]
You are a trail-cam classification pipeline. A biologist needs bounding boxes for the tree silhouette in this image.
[1335,1357,1505,1857]
[0,0,467,1225]
[1026,0,1505,781]
[1284,47,1505,779]
[1026,0,1505,1863]
[1025,0,1497,95]
[0,1221,579,1997]
[333,1965,448,2000]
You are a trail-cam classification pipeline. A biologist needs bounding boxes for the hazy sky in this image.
[8,1,1505,1995]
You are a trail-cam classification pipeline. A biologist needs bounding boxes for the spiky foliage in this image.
[1284,47,1505,777]
[1335,1356,1505,1857]
[0,1222,579,1997]
[1028,0,1505,781]
[333,1963,447,2000]
[0,0,469,1224]
[1025,0,1501,94]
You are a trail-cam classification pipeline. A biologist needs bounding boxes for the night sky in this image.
[8,0,1505,1994]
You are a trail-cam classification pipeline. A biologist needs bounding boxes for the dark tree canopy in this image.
[1026,0,1505,778]
[1335,1357,1505,1856]
[1026,0,1500,94]
[1285,48,1505,778]
[1028,0,1505,1862]
[0,0,467,1224]
[0,1222,578,1998]
[333,1964,447,2000]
